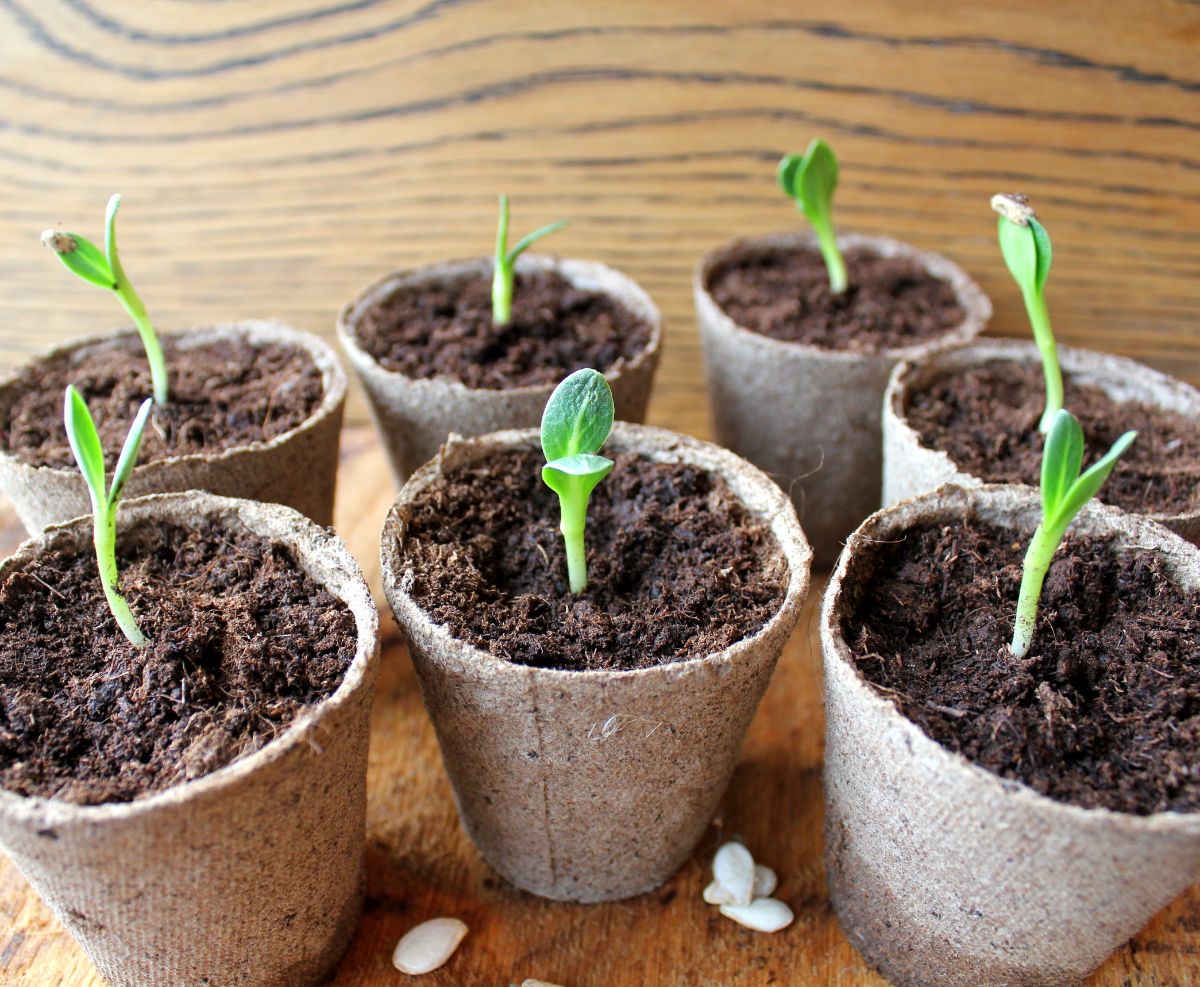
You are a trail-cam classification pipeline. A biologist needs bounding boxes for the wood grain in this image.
[0,1,1197,984]
[1,427,1198,986]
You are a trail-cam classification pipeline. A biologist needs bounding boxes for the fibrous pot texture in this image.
[338,253,662,485]
[883,337,1200,544]
[381,422,811,902]
[0,321,347,534]
[694,231,990,568]
[821,483,1200,987]
[0,491,380,987]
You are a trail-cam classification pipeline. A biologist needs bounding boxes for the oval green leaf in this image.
[541,368,615,461]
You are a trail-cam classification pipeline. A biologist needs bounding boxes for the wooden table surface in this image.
[0,1,1198,984]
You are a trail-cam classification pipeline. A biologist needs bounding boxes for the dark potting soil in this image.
[0,521,355,805]
[1,336,325,470]
[904,361,1200,517]
[397,449,789,671]
[843,518,1200,815]
[705,244,965,353]
[353,269,653,389]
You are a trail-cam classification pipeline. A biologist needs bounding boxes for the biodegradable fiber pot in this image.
[694,231,990,567]
[0,492,380,987]
[338,254,662,485]
[883,337,1200,544]
[821,484,1200,987]
[0,321,347,534]
[381,422,811,902]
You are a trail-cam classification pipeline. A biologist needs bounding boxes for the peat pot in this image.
[821,484,1200,986]
[883,337,1200,544]
[694,231,990,567]
[0,321,347,534]
[338,254,662,485]
[381,422,811,902]
[0,492,380,987]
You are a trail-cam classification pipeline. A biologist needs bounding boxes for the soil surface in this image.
[705,244,965,353]
[0,520,355,805]
[842,518,1200,814]
[397,449,788,671]
[1,336,325,470]
[353,269,653,389]
[903,361,1200,516]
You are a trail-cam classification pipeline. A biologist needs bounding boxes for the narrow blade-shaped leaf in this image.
[108,398,153,507]
[541,369,615,461]
[63,386,107,510]
[42,231,115,290]
[104,193,122,269]
[1051,430,1137,529]
[508,219,568,264]
[1040,409,1084,518]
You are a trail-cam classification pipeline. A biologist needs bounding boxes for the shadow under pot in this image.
[821,483,1200,987]
[380,422,811,902]
[0,492,380,987]
[0,321,347,535]
[694,231,990,568]
[338,254,662,485]
[883,338,1200,545]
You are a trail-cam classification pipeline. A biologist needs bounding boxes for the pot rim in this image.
[821,481,1200,831]
[693,230,991,362]
[884,337,1200,527]
[0,490,380,825]
[381,421,811,683]
[0,320,347,479]
[336,253,663,397]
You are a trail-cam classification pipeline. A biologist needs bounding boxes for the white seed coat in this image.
[719,897,795,933]
[712,842,755,906]
[392,917,468,975]
[753,864,777,897]
[522,981,569,987]
[703,879,734,905]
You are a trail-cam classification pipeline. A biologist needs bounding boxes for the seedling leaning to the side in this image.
[63,385,154,647]
[540,368,614,594]
[1010,408,1136,658]
[992,193,1060,434]
[777,138,846,294]
[43,194,169,405]
[492,194,568,326]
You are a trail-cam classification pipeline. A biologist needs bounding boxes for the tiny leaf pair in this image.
[777,138,846,294]
[64,386,153,647]
[540,369,614,594]
[43,194,169,405]
[1010,409,1136,658]
[492,194,568,326]
[992,193,1061,434]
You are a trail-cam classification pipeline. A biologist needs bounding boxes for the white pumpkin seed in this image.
[522,981,568,987]
[702,879,734,905]
[392,917,468,975]
[752,864,777,897]
[712,841,755,906]
[719,897,794,933]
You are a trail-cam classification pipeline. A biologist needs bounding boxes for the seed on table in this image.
[712,841,755,906]
[521,981,569,986]
[703,879,734,905]
[719,897,795,933]
[392,917,468,975]
[752,864,777,897]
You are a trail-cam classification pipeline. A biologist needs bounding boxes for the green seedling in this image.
[540,368,615,594]
[992,193,1060,434]
[63,385,153,647]
[492,194,568,326]
[777,138,847,294]
[43,194,168,405]
[1010,408,1135,658]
